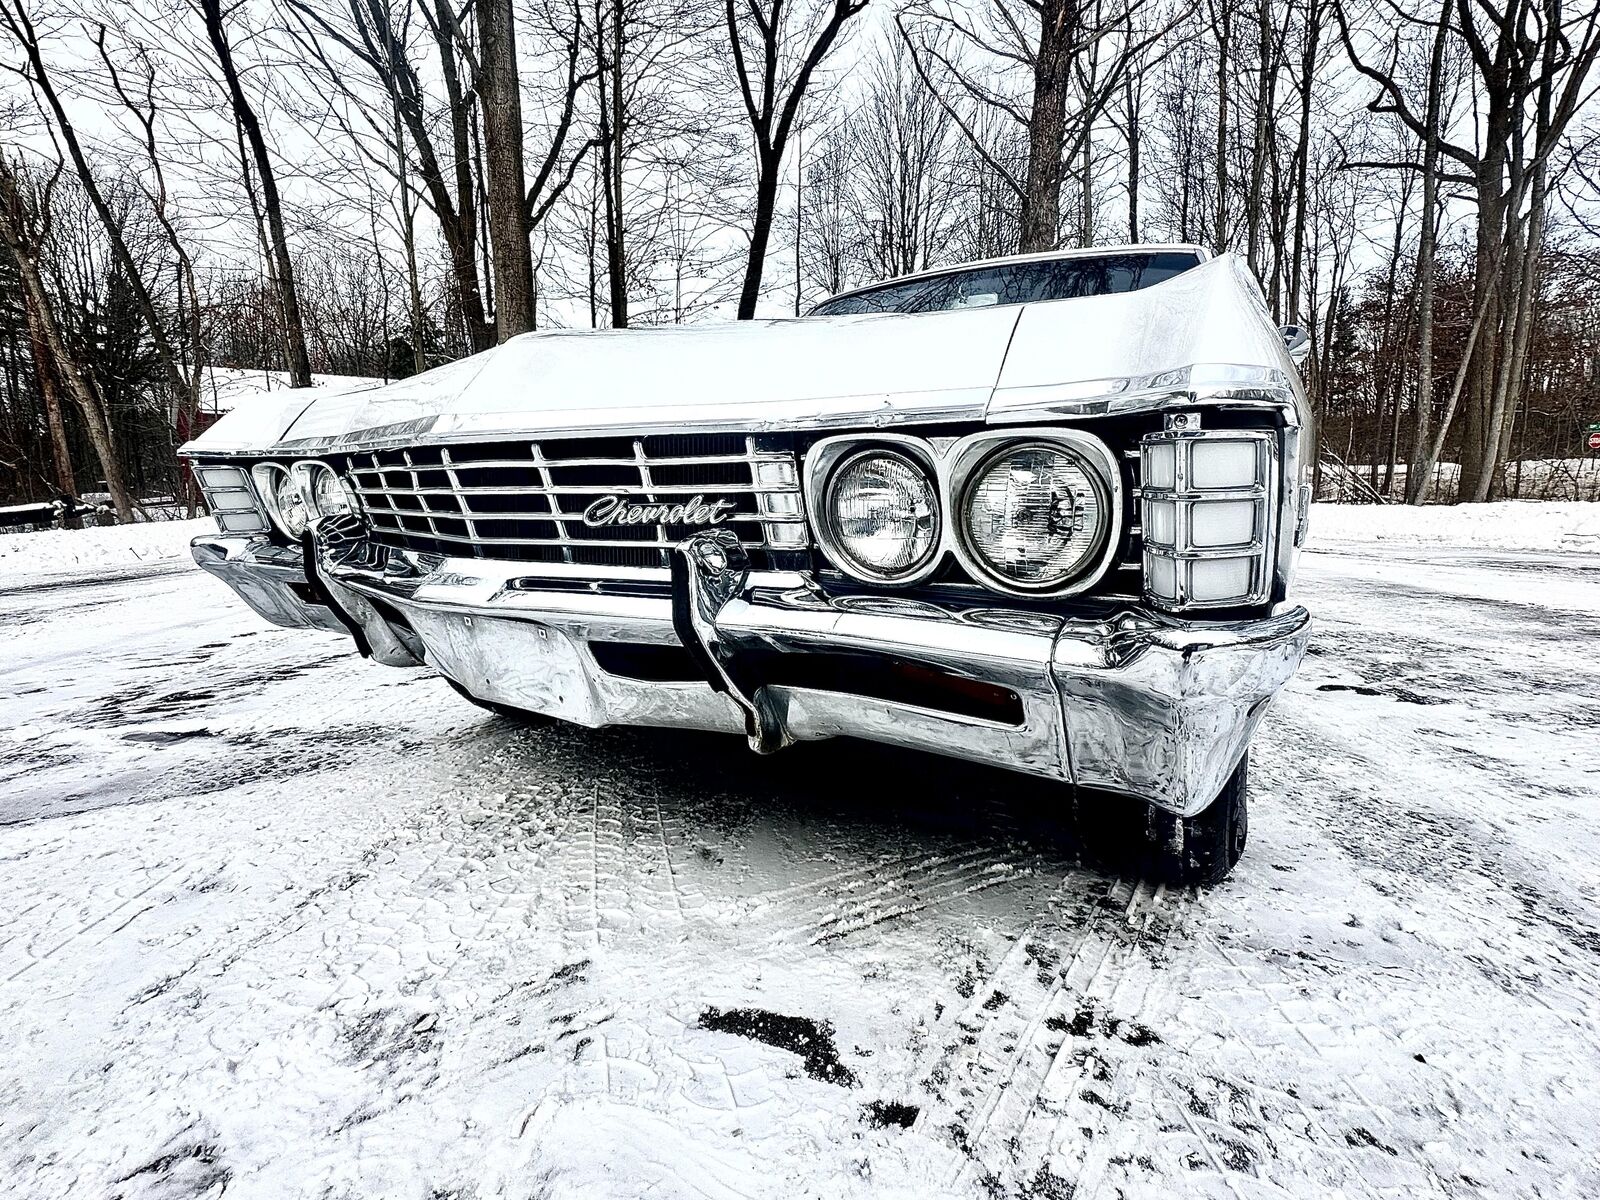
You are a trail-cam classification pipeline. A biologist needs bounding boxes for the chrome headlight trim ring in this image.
[291,460,360,522]
[946,428,1124,599]
[251,462,304,538]
[805,434,945,587]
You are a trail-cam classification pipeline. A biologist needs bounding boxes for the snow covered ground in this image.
[1,505,1597,1198]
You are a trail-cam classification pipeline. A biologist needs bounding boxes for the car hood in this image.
[186,254,1299,455]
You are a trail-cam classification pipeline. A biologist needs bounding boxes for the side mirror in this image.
[1280,324,1311,366]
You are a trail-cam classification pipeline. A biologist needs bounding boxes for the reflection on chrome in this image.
[180,248,1312,884]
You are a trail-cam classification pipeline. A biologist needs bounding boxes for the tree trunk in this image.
[201,0,313,387]
[1406,0,1451,504]
[1245,0,1272,274]
[23,301,77,501]
[476,0,535,341]
[1020,0,1074,252]
[1079,127,1092,247]
[1287,0,1318,320]
[1213,0,1231,250]
[596,0,629,327]
[1125,72,1140,241]
[737,151,783,319]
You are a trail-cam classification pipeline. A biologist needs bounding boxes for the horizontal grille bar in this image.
[350,480,795,497]
[362,504,804,524]
[357,453,772,470]
[359,527,771,551]
[343,433,807,570]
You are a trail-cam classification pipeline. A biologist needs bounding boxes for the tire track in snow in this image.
[766,848,1024,947]
[909,870,1192,1193]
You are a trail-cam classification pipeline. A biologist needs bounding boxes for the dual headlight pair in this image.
[807,431,1120,596]
[250,462,359,538]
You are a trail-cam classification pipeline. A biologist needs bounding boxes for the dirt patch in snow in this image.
[699,1007,860,1087]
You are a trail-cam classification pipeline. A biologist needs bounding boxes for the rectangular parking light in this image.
[197,466,247,489]
[757,491,802,517]
[206,488,259,512]
[753,459,797,487]
[1139,428,1274,610]
[1190,439,1261,490]
[214,510,269,534]
[196,464,269,533]
[1189,499,1259,548]
[1189,556,1256,602]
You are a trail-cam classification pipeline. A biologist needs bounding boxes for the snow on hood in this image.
[185,254,1293,455]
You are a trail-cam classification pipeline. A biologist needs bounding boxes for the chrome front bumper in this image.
[191,528,1310,817]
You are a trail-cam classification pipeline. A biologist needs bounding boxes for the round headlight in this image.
[309,465,357,519]
[824,450,939,579]
[272,469,310,537]
[253,464,310,538]
[961,443,1109,590]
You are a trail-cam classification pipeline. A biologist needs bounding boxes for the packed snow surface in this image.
[1,504,1597,1198]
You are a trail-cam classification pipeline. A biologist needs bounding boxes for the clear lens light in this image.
[1190,440,1260,489]
[311,467,355,518]
[965,445,1105,587]
[207,489,257,513]
[273,470,310,537]
[828,453,938,576]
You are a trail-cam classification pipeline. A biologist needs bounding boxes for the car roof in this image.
[815,243,1212,309]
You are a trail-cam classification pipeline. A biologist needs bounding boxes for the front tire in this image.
[446,679,555,725]
[1144,753,1249,885]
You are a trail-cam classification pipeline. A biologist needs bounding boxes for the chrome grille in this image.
[341,434,807,570]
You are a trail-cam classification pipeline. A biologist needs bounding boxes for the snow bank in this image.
[0,517,212,580]
[1311,500,1600,553]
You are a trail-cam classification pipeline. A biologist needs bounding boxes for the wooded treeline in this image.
[2,0,1599,517]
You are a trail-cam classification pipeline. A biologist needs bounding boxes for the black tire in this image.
[1143,752,1250,886]
[446,678,555,725]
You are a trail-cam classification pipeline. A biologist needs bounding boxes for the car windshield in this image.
[809,250,1202,317]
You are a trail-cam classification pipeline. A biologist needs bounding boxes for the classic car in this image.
[182,245,1312,884]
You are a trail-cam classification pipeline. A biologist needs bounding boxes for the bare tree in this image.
[1339,0,1600,500]
[848,36,957,280]
[900,0,1189,254]
[0,155,136,520]
[3,0,204,417]
[196,0,314,385]
[722,0,868,319]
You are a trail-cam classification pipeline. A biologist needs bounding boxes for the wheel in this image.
[446,678,555,725]
[1143,752,1250,885]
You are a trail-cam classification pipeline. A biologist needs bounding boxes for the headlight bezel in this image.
[952,439,1116,594]
[251,462,309,539]
[803,428,1123,597]
[946,429,1123,598]
[292,460,360,522]
[250,460,359,539]
[808,437,944,586]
